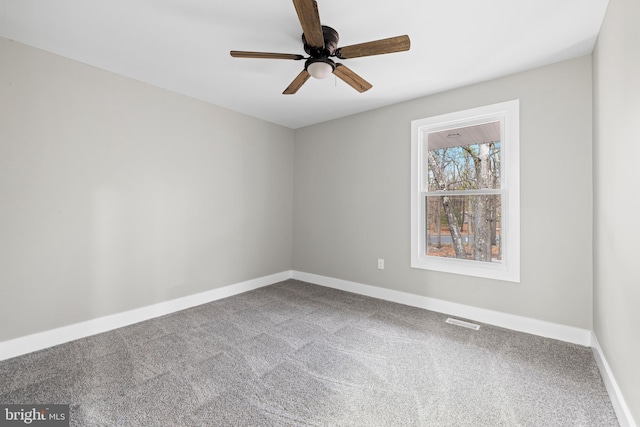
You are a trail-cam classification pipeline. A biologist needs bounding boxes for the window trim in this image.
[410,100,520,282]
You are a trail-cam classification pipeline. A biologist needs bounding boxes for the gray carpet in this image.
[0,280,618,426]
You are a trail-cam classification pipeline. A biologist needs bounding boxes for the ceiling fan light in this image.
[307,61,334,79]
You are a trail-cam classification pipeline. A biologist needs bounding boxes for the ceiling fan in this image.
[230,0,410,94]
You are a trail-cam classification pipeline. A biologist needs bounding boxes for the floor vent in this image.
[446,318,480,330]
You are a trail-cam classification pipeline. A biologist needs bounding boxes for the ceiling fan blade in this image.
[336,35,410,59]
[333,64,372,93]
[292,0,324,48]
[283,69,311,94]
[230,51,305,60]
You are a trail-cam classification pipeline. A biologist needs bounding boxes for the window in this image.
[411,100,520,282]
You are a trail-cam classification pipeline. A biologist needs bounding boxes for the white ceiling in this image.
[0,0,608,129]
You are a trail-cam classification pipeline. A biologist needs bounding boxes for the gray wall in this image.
[294,56,593,329]
[593,0,640,422]
[0,38,294,342]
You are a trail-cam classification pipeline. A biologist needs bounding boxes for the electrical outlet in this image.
[377,259,384,269]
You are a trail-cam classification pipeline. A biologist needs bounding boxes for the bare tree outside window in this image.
[425,122,502,262]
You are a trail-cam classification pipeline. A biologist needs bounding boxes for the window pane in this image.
[426,194,502,262]
[427,122,501,191]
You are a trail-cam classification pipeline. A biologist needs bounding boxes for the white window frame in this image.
[410,100,520,282]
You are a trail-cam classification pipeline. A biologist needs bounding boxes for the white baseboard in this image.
[292,271,592,346]
[591,332,637,427]
[3,270,631,424]
[1,269,593,358]
[0,271,293,362]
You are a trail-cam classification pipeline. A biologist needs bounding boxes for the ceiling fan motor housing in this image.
[303,25,339,57]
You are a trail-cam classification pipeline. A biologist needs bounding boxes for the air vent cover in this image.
[446,318,480,330]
